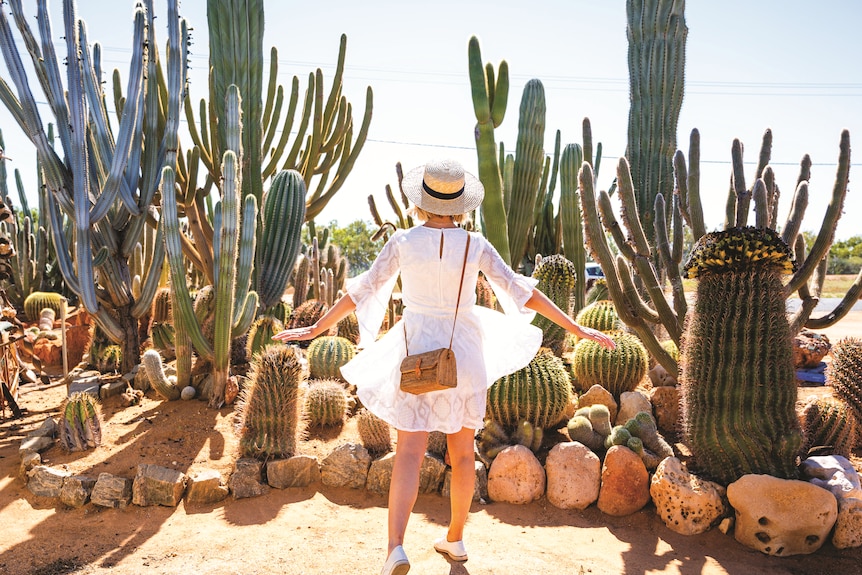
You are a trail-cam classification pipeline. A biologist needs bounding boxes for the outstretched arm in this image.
[525,288,616,349]
[272,294,357,342]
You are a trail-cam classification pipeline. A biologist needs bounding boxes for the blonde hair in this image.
[408,205,470,226]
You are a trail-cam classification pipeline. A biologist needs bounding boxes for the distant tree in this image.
[801,231,862,274]
[328,220,384,276]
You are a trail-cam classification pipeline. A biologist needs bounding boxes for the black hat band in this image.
[423,180,464,200]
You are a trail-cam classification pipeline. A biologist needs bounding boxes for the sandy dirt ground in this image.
[0,311,860,575]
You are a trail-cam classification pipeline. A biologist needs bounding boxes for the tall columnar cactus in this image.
[530,254,576,355]
[236,344,305,459]
[560,141,587,312]
[467,35,510,265]
[625,0,687,249]
[800,397,857,459]
[304,379,349,427]
[306,335,355,381]
[570,330,648,397]
[486,350,571,431]
[161,84,259,407]
[827,337,862,432]
[58,391,102,452]
[680,227,802,485]
[0,0,186,373]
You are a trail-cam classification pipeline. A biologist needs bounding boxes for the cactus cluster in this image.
[306,336,355,381]
[567,408,672,470]
[58,392,102,452]
[304,379,349,427]
[356,407,392,455]
[486,350,571,431]
[800,397,857,459]
[566,404,613,452]
[476,418,544,461]
[827,337,862,431]
[569,331,648,397]
[236,345,306,459]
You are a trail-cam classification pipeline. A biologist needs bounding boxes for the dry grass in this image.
[679,274,859,298]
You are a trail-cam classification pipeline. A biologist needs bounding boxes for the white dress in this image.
[339,226,542,433]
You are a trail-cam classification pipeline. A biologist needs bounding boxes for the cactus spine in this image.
[58,392,102,452]
[570,331,648,397]
[486,351,571,431]
[304,379,349,427]
[827,337,862,433]
[680,228,802,484]
[800,397,857,459]
[236,344,305,459]
[306,336,355,381]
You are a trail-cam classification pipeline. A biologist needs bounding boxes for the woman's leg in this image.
[445,427,476,542]
[387,429,429,553]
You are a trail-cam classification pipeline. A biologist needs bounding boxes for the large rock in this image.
[267,455,321,489]
[800,455,862,549]
[60,475,97,508]
[419,454,447,494]
[19,452,41,482]
[597,445,650,516]
[91,473,133,508]
[648,386,680,436]
[19,435,53,456]
[229,458,269,499]
[132,464,187,507]
[320,442,372,489]
[366,452,396,496]
[27,466,69,498]
[727,474,838,556]
[442,462,488,502]
[650,457,726,536]
[793,330,831,368]
[577,385,617,423]
[487,445,545,505]
[185,469,229,504]
[545,441,600,510]
[615,391,652,426]
[26,417,57,439]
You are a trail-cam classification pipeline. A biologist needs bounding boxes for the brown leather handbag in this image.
[399,235,471,395]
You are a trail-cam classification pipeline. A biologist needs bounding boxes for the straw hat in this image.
[402,159,484,216]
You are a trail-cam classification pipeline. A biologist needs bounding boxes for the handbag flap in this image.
[400,349,446,374]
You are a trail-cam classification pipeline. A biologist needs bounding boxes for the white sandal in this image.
[434,537,468,562]
[381,545,410,575]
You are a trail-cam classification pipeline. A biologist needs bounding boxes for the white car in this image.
[584,263,604,288]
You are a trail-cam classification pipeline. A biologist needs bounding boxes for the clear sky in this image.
[1,0,859,241]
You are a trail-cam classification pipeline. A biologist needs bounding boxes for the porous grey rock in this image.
[727,474,837,556]
[266,455,321,489]
[320,442,371,489]
[366,452,395,495]
[132,464,187,507]
[597,445,650,516]
[67,371,102,396]
[19,435,53,456]
[647,363,677,387]
[19,452,41,482]
[91,473,133,508]
[26,417,57,439]
[487,445,545,505]
[60,475,97,508]
[800,455,862,549]
[27,465,70,498]
[650,457,726,536]
[615,391,652,426]
[229,458,269,499]
[100,378,127,399]
[442,461,488,502]
[545,441,600,510]
[185,469,229,504]
[649,386,680,435]
[577,384,618,423]
[833,497,862,550]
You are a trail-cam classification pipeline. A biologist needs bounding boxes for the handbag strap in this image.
[404,233,472,355]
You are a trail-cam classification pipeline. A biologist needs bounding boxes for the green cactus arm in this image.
[233,194,258,321]
[654,193,687,321]
[780,181,808,247]
[616,157,650,257]
[752,179,769,229]
[257,170,306,309]
[33,0,73,156]
[617,256,660,324]
[805,268,862,330]
[785,130,851,297]
[731,139,751,227]
[560,143,586,312]
[184,95,214,174]
[131,223,166,318]
[468,36,491,124]
[232,291,259,337]
[597,190,636,261]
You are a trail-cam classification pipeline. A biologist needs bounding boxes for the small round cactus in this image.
[356,408,392,455]
[304,379,349,427]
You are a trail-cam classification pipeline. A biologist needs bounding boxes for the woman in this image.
[273,158,615,575]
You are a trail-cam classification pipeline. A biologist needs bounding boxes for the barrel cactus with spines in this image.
[287,299,328,348]
[680,227,802,484]
[356,407,392,455]
[306,335,355,381]
[575,300,623,333]
[486,350,572,430]
[264,299,292,325]
[304,379,349,427]
[475,272,497,309]
[236,345,306,459]
[828,337,862,431]
[96,345,123,374]
[23,291,66,323]
[531,254,577,355]
[800,397,857,458]
[660,339,680,364]
[142,349,181,401]
[246,315,284,359]
[336,312,360,345]
[585,279,609,305]
[58,392,102,452]
[570,331,648,397]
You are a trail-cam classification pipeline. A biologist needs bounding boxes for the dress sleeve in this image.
[346,231,402,348]
[477,235,539,320]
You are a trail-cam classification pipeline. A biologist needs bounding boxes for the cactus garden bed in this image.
[0,314,859,575]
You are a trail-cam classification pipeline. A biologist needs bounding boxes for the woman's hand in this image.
[576,325,617,350]
[272,325,319,342]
